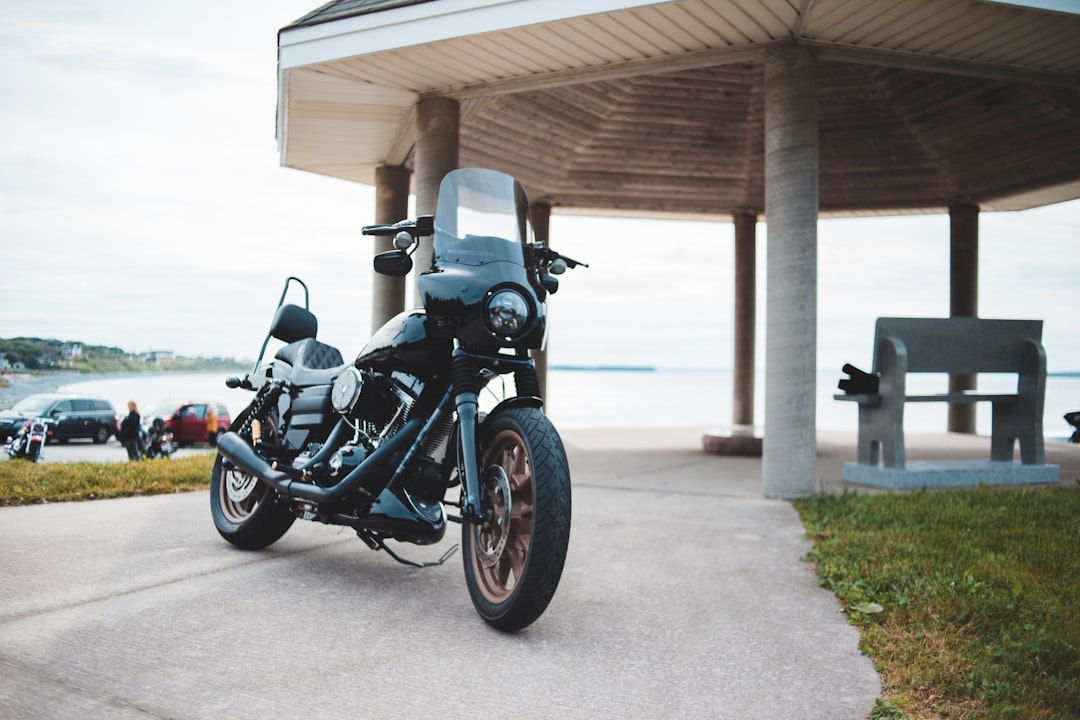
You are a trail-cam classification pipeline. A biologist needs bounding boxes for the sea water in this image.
[56,371,1080,440]
[58,369,1080,441]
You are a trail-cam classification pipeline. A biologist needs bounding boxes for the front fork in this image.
[452,347,542,524]
[455,390,485,523]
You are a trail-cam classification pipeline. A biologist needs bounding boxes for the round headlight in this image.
[484,289,531,338]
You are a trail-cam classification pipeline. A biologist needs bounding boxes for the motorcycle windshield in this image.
[433,168,531,267]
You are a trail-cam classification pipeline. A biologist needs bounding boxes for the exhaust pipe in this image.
[216,418,422,504]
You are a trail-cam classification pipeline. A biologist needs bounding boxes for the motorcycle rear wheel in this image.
[210,412,294,549]
[463,406,571,632]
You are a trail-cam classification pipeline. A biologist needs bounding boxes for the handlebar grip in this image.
[362,215,434,237]
[362,224,398,236]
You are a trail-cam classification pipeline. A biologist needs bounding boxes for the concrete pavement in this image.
[0,427,887,719]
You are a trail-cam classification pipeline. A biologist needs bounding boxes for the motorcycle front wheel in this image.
[209,411,295,549]
[463,406,571,632]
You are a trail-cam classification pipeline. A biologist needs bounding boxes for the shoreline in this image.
[0,372,144,410]
[0,372,85,410]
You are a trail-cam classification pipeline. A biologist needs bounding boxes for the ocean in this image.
[43,368,1080,443]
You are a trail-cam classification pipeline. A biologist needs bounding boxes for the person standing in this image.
[120,400,142,461]
[206,405,219,446]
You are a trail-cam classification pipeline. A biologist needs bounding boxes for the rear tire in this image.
[209,410,294,549]
[463,406,571,632]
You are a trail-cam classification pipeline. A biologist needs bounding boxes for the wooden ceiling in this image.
[277,0,1080,217]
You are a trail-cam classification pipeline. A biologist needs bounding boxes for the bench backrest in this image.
[872,317,1043,375]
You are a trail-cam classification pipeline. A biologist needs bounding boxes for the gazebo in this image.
[274,0,1080,496]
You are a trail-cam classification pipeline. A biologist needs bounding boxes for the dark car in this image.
[160,402,231,446]
[0,393,119,444]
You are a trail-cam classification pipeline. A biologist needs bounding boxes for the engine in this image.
[283,369,418,488]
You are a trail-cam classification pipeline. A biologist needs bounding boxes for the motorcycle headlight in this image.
[484,288,531,339]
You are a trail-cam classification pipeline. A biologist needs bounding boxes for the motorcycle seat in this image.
[274,338,347,387]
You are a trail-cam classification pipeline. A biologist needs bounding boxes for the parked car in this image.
[158,402,231,446]
[0,393,119,444]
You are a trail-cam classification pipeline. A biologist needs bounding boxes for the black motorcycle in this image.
[1066,411,1080,443]
[143,417,174,459]
[5,417,53,462]
[211,168,584,631]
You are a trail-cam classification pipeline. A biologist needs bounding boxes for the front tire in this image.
[209,411,295,549]
[463,406,571,632]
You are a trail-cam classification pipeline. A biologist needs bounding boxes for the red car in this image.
[161,402,231,447]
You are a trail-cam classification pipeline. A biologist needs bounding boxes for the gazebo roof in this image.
[277,0,1080,217]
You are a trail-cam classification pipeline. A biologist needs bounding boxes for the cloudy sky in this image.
[2,0,1078,375]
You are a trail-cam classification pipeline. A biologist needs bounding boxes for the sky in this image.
[1,0,1078,377]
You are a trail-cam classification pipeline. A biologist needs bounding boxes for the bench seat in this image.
[836,317,1052,475]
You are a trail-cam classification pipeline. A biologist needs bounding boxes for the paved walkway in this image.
[3,427,1076,719]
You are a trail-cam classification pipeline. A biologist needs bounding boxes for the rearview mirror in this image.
[374,250,413,276]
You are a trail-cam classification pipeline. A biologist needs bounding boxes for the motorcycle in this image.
[143,417,174,459]
[1066,411,1080,443]
[6,417,54,462]
[211,168,585,631]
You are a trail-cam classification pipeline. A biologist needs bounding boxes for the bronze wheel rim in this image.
[471,428,535,604]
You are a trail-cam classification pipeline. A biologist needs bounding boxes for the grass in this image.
[0,454,215,506]
[794,487,1080,720]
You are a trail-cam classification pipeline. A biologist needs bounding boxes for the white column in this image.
[413,97,460,305]
[371,165,410,333]
[732,210,757,429]
[530,202,552,404]
[762,46,818,498]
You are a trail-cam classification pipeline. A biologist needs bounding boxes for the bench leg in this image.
[857,417,878,466]
[990,431,1015,463]
[858,405,905,468]
[882,427,904,469]
[992,401,1044,465]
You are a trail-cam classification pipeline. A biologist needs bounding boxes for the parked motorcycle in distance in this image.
[1066,411,1080,443]
[143,417,174,459]
[5,417,54,462]
[212,168,585,631]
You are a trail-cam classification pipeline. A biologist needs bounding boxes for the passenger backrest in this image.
[270,304,318,343]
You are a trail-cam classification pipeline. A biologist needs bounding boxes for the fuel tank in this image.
[355,310,451,375]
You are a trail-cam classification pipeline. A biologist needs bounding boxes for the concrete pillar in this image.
[413,97,459,304]
[948,203,979,433]
[732,211,757,429]
[530,202,552,403]
[762,46,818,498]
[371,165,410,332]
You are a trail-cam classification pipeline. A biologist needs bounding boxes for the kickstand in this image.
[367,534,459,568]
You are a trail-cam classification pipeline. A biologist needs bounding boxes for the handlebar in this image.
[534,243,588,274]
[361,215,434,238]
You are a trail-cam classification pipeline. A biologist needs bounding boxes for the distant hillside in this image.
[0,337,246,374]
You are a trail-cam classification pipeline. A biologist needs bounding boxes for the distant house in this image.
[62,344,83,362]
[141,350,175,363]
[0,353,9,372]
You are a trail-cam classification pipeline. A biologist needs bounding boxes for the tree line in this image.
[0,337,245,373]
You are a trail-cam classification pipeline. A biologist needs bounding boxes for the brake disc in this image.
[474,464,512,568]
[225,469,258,503]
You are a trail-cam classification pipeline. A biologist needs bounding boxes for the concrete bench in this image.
[835,317,1058,487]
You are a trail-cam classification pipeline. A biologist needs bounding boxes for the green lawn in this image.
[795,487,1080,720]
[0,455,215,505]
